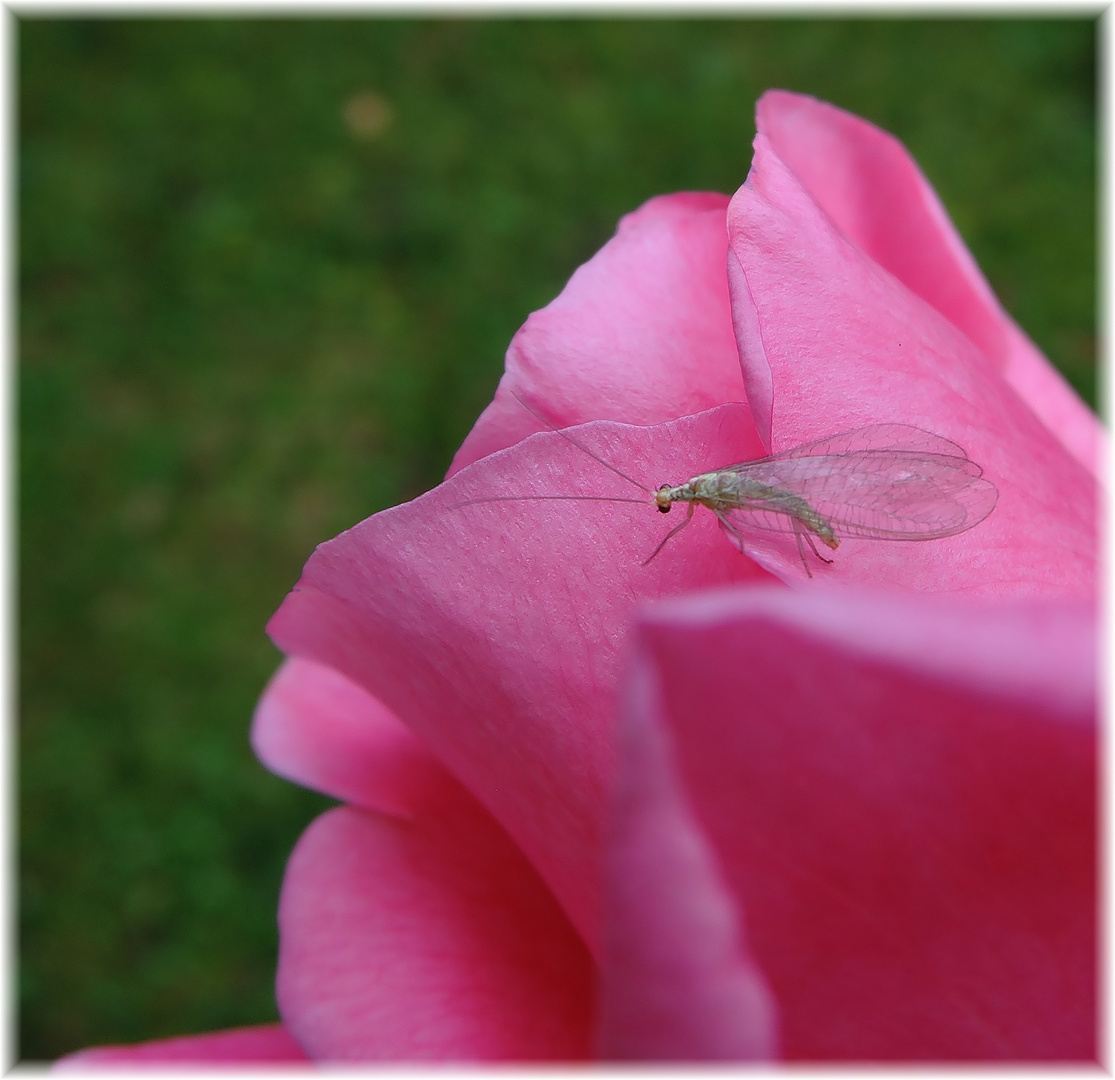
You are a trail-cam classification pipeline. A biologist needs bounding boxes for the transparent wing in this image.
[776,423,971,461]
[717,425,998,541]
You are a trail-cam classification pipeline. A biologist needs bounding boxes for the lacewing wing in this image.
[702,423,998,543]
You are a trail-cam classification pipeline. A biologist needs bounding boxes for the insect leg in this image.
[801,526,834,565]
[791,521,813,579]
[712,509,749,556]
[643,502,696,565]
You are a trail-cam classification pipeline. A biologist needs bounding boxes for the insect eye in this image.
[657,503,671,514]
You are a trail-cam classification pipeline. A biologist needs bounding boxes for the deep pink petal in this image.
[754,89,1100,474]
[252,656,450,816]
[597,642,778,1060]
[450,192,753,475]
[54,1024,309,1067]
[615,584,1095,1060]
[268,407,774,946]
[727,121,1096,597]
[277,799,593,1060]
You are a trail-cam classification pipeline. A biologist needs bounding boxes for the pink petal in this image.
[612,584,1095,1060]
[754,90,1100,474]
[597,641,778,1060]
[268,407,774,946]
[727,116,1096,597]
[277,800,593,1060]
[54,1024,309,1067]
[252,656,450,816]
[996,318,1103,476]
[450,192,752,475]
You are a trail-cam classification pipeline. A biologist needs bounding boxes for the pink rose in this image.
[59,90,1097,1066]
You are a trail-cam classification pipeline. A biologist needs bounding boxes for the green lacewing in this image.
[456,397,998,575]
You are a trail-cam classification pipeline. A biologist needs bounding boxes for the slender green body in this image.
[656,470,840,550]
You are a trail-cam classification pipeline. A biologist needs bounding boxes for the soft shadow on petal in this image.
[754,89,1100,474]
[54,1023,309,1067]
[451,192,752,474]
[620,584,1095,1061]
[252,655,450,817]
[597,643,778,1061]
[277,798,594,1061]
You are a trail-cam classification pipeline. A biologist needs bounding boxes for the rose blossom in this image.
[58,90,1097,1066]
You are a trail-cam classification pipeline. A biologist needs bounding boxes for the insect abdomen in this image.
[707,471,839,548]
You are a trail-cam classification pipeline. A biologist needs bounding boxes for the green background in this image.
[20,18,1096,1061]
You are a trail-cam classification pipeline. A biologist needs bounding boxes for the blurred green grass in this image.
[19,17,1096,1061]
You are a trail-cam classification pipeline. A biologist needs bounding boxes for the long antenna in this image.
[509,387,654,495]
[451,493,651,510]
